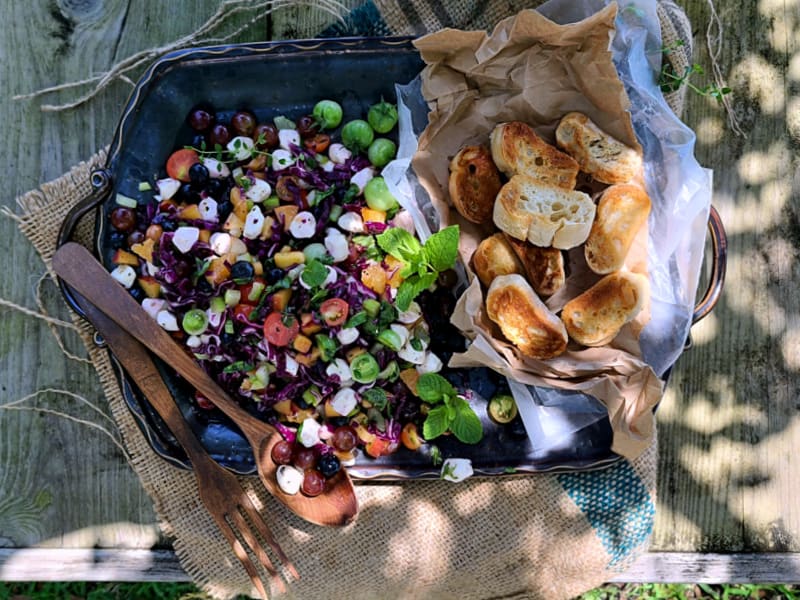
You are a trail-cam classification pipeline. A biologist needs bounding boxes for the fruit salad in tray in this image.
[105,97,487,494]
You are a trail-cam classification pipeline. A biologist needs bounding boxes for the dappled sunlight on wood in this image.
[726,253,787,335]
[689,312,719,346]
[652,502,702,546]
[737,142,792,185]
[695,116,725,145]
[780,327,800,371]
[678,437,748,485]
[683,394,764,435]
[39,522,160,549]
[731,54,785,114]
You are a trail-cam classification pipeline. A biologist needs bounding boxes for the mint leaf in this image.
[395,271,437,311]
[300,259,328,288]
[376,227,422,263]
[423,405,450,439]
[416,373,456,404]
[449,396,484,444]
[422,225,459,272]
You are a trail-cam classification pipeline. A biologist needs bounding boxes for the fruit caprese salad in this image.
[105,97,484,495]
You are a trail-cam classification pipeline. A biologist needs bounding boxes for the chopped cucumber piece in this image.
[376,329,403,351]
[363,298,381,317]
[209,296,226,314]
[350,352,379,383]
[115,193,138,208]
[224,289,242,307]
[138,181,152,192]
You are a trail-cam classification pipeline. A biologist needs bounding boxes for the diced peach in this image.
[352,422,376,444]
[400,368,420,396]
[137,276,161,299]
[273,251,305,269]
[178,204,202,220]
[204,257,231,285]
[385,255,405,288]
[198,229,211,244]
[223,213,244,237]
[259,216,276,240]
[274,205,299,232]
[270,289,292,312]
[273,399,293,416]
[130,238,155,263]
[292,334,313,354]
[295,347,320,367]
[112,249,139,266]
[365,437,399,458]
[245,154,267,171]
[252,261,263,276]
[166,149,199,182]
[361,207,386,224]
[361,262,387,295]
[345,346,366,363]
[300,313,322,336]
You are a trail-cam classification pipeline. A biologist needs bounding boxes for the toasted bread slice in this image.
[448,145,503,224]
[555,112,642,184]
[490,121,579,189]
[493,174,596,250]
[486,274,568,360]
[584,184,651,274]
[561,272,649,347]
[503,234,565,296]
[472,233,523,287]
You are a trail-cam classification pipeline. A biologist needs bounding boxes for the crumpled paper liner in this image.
[410,4,662,459]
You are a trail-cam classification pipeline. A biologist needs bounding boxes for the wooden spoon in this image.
[53,242,358,527]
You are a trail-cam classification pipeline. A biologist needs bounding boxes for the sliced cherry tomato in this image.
[319,298,349,327]
[238,277,266,304]
[195,392,215,411]
[232,303,257,322]
[365,436,399,458]
[263,312,300,347]
[303,133,331,153]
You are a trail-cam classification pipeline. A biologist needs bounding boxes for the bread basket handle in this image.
[692,205,727,324]
[55,168,113,318]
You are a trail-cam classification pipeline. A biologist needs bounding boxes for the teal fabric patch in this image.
[557,462,655,568]
[321,2,392,37]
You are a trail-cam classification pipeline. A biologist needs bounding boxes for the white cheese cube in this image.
[156,310,179,331]
[337,212,364,233]
[243,206,265,240]
[227,136,255,161]
[245,178,271,203]
[298,417,321,448]
[328,143,352,164]
[417,352,443,375]
[172,227,200,253]
[198,197,218,221]
[325,358,352,385]
[110,265,136,289]
[142,298,166,319]
[276,465,304,495]
[398,343,426,365]
[289,211,317,239]
[279,128,301,150]
[336,327,359,345]
[330,387,358,417]
[350,167,375,193]
[156,177,181,200]
[441,458,473,483]
[270,149,295,171]
[324,228,349,262]
[202,157,230,179]
[397,301,422,324]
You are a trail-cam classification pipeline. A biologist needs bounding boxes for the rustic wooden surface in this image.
[1,0,798,583]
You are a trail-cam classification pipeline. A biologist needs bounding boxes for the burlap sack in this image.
[13,1,692,598]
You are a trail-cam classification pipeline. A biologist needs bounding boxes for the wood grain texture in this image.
[2,0,800,583]
[652,0,800,555]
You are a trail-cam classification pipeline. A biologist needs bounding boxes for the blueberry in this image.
[191,134,207,149]
[179,182,199,203]
[189,163,210,189]
[318,453,341,478]
[220,331,236,346]
[129,287,145,302]
[230,261,255,284]
[196,278,213,295]
[265,267,284,284]
[217,199,233,221]
[108,231,126,249]
[206,177,225,197]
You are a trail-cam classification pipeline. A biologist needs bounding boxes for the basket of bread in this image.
[457,114,651,361]
[405,3,722,459]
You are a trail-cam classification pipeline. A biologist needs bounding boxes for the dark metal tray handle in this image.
[693,204,727,324]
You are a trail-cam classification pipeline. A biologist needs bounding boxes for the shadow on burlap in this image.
[11,1,693,598]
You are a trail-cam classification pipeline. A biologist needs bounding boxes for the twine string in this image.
[705,0,745,136]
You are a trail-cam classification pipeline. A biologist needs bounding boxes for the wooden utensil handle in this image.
[52,242,267,442]
[70,287,214,467]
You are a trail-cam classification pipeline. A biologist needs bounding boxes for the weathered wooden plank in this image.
[0,0,264,550]
[2,549,800,584]
[269,0,362,40]
[652,0,800,553]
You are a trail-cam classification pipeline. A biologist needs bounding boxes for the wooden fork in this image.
[69,287,299,598]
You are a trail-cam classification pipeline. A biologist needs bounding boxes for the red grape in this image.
[292,447,317,470]
[231,110,256,137]
[188,108,214,132]
[301,469,325,497]
[270,440,294,465]
[110,207,136,232]
[253,123,278,149]
[208,124,231,147]
[332,426,357,452]
[296,115,319,138]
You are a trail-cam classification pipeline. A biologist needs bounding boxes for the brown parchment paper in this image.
[410,4,663,459]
